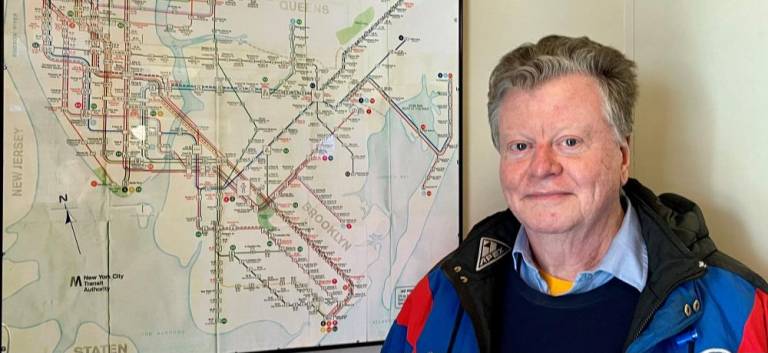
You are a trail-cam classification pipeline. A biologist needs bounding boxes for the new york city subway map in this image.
[2,0,459,352]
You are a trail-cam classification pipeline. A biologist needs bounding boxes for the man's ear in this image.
[620,136,631,185]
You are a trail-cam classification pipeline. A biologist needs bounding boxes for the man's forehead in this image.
[500,76,604,121]
[503,74,602,102]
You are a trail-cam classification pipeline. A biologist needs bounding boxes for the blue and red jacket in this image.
[382,179,767,353]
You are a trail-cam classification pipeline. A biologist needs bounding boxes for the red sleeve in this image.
[395,276,434,352]
[738,289,768,353]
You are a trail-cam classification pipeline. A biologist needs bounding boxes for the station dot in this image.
[358,97,364,103]
[283,148,289,154]
[147,164,154,170]
[298,246,303,252]
[115,151,122,157]
[297,19,302,25]
[221,318,227,324]
[195,231,202,237]
[136,186,142,192]
[67,10,74,16]
[369,98,375,104]
[122,187,128,193]
[293,202,299,208]
[333,320,338,325]
[32,42,40,48]
[346,223,352,229]
[69,22,76,28]
[398,35,404,41]
[333,327,338,332]
[267,241,273,246]
[345,171,351,177]
[129,187,135,192]
[426,190,433,197]
[343,285,348,290]
[223,197,229,203]
[366,108,372,114]
[75,102,82,108]
[117,22,124,29]
[309,82,316,89]
[322,155,328,161]
[332,278,338,284]
[262,77,269,82]
[91,180,98,187]
[91,103,97,109]
[150,110,157,116]
[328,155,334,161]
[448,73,453,79]
[230,196,235,202]
[438,73,443,78]
[420,124,427,130]
[230,245,236,250]
[321,321,326,326]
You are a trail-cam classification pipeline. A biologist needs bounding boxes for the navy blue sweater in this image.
[495,267,640,353]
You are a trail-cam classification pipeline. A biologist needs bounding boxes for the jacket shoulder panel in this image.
[692,266,766,352]
[384,271,434,352]
[628,267,763,353]
[737,288,768,353]
[416,270,479,353]
[385,268,478,353]
[705,251,768,292]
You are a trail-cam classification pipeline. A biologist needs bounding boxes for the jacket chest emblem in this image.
[476,237,511,271]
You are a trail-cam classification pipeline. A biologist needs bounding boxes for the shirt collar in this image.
[512,195,648,294]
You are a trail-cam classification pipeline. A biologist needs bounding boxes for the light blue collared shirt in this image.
[512,196,648,295]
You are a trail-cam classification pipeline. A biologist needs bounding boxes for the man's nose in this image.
[530,145,563,177]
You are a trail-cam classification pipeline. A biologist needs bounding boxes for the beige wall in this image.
[463,0,768,276]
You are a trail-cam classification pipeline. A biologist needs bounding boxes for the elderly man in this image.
[381,35,767,353]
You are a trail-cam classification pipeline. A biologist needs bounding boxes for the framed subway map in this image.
[2,0,460,352]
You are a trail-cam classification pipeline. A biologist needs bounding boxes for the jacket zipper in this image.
[629,267,706,345]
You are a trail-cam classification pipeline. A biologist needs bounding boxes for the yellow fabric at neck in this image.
[540,271,574,296]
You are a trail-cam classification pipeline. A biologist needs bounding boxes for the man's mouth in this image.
[524,192,571,201]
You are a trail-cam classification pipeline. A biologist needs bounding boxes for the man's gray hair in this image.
[487,35,638,151]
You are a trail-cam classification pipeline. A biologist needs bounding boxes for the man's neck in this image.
[525,201,625,281]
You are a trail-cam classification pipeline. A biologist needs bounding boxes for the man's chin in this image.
[524,225,574,236]
[517,215,576,236]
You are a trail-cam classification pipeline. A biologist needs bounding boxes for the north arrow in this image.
[64,204,82,255]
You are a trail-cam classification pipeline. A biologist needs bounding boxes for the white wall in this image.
[630,1,768,276]
[463,0,768,276]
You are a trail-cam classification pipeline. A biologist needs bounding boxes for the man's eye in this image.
[510,142,529,152]
[562,137,581,148]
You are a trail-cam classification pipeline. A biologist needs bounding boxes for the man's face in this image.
[498,74,630,235]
